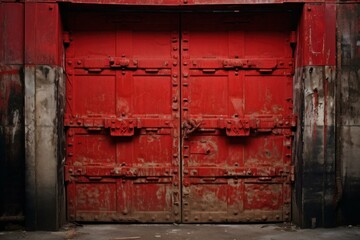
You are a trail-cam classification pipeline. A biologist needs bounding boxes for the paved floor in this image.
[1,224,360,240]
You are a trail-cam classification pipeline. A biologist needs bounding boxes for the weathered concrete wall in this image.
[24,66,65,230]
[293,66,336,228]
[293,3,337,228]
[337,3,360,225]
[0,66,25,225]
[23,3,66,230]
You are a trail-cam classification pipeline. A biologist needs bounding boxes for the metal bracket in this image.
[223,59,278,73]
[105,119,136,136]
[109,57,138,69]
[182,119,202,138]
[225,119,250,136]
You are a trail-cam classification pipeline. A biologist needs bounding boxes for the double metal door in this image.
[65,11,295,223]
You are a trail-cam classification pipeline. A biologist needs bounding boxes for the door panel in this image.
[181,13,294,222]
[65,13,181,222]
[65,11,295,223]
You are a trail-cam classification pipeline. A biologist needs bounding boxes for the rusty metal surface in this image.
[64,10,295,223]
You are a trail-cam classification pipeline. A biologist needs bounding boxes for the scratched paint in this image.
[64,9,295,223]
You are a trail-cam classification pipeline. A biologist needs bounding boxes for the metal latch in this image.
[105,119,137,136]
[223,59,278,73]
[225,119,250,136]
[109,57,138,69]
[182,119,202,138]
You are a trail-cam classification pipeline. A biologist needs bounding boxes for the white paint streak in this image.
[12,110,19,143]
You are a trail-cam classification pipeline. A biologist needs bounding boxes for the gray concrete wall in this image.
[293,66,336,228]
[24,66,65,230]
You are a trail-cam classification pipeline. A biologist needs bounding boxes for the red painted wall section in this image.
[296,3,336,67]
[25,3,62,65]
[0,3,24,65]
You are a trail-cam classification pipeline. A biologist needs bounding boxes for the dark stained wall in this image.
[0,3,25,227]
[337,3,360,225]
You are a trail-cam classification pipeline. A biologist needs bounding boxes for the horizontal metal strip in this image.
[65,166,291,178]
[68,57,174,69]
[184,166,292,177]
[183,115,296,136]
[188,68,293,76]
[188,58,294,70]
[65,166,177,178]
[72,69,173,76]
[65,117,175,128]
[186,177,289,184]
[73,212,176,223]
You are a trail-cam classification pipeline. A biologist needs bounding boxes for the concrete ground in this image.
[0,224,360,240]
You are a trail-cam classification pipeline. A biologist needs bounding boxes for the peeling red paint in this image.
[64,9,295,223]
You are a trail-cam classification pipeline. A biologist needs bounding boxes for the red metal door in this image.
[64,12,181,222]
[65,11,295,223]
[181,13,295,223]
